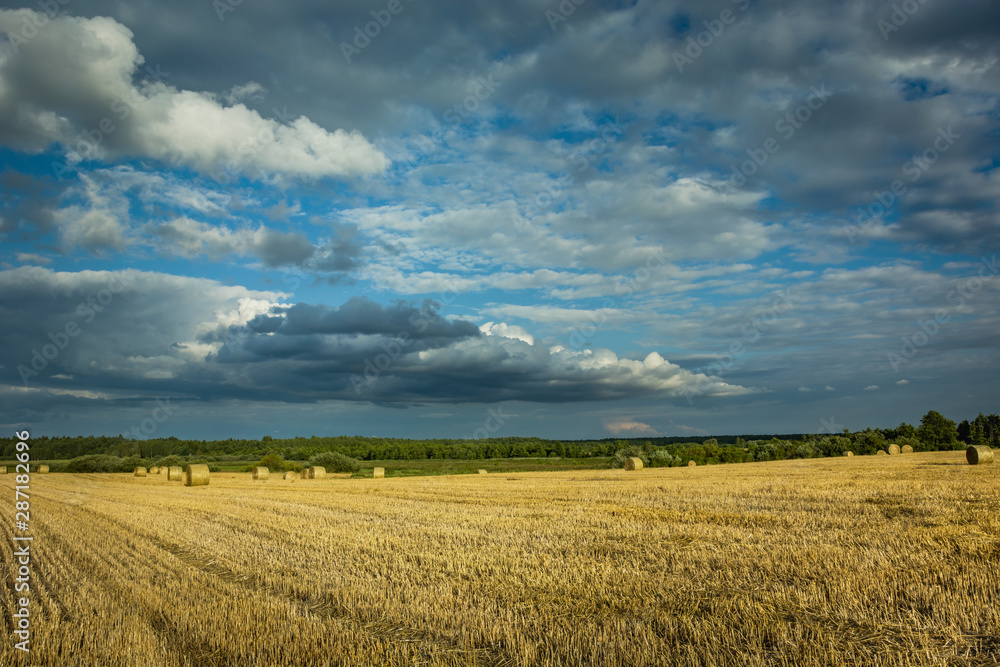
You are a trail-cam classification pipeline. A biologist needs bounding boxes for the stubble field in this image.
[1,451,997,666]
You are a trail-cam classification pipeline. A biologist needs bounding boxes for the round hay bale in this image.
[166,466,184,481]
[134,467,147,477]
[308,466,326,479]
[624,457,643,471]
[843,451,854,457]
[888,444,901,455]
[688,460,696,467]
[373,467,385,478]
[37,464,49,473]
[252,466,269,481]
[477,469,488,475]
[299,469,309,479]
[0,466,7,474]
[149,466,160,474]
[901,445,913,454]
[283,471,297,482]
[967,445,995,465]
[876,450,887,456]
[184,464,210,487]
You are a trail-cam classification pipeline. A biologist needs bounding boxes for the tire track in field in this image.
[41,489,514,667]
[145,533,514,667]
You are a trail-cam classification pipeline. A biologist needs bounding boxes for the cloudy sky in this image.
[0,0,997,441]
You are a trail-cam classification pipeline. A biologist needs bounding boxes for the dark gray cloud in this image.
[0,269,746,412]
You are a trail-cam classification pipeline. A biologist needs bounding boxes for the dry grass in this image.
[1,451,997,666]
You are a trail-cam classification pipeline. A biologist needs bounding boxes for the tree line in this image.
[2,409,994,472]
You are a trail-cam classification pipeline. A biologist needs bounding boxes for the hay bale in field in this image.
[0,466,6,474]
[166,466,184,481]
[624,457,643,471]
[373,467,385,478]
[134,467,147,477]
[888,444,901,455]
[876,450,887,456]
[184,464,210,487]
[967,445,995,465]
[252,466,269,481]
[308,466,326,479]
[688,460,696,467]
[477,469,488,475]
[37,464,49,473]
[283,471,297,482]
[299,469,308,479]
[843,451,854,457]
[901,445,913,454]
[149,466,159,474]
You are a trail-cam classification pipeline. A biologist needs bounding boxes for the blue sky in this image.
[0,0,997,440]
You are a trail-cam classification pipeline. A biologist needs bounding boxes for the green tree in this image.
[309,451,360,473]
[257,451,287,471]
[917,411,958,449]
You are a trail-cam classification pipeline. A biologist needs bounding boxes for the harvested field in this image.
[0,451,997,666]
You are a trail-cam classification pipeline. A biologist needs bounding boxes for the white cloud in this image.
[150,217,314,267]
[53,174,130,251]
[864,385,879,391]
[480,321,535,345]
[895,379,909,385]
[605,419,657,435]
[0,10,387,180]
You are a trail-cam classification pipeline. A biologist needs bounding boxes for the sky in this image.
[0,0,997,441]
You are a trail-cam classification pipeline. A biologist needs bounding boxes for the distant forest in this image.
[3,410,996,472]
